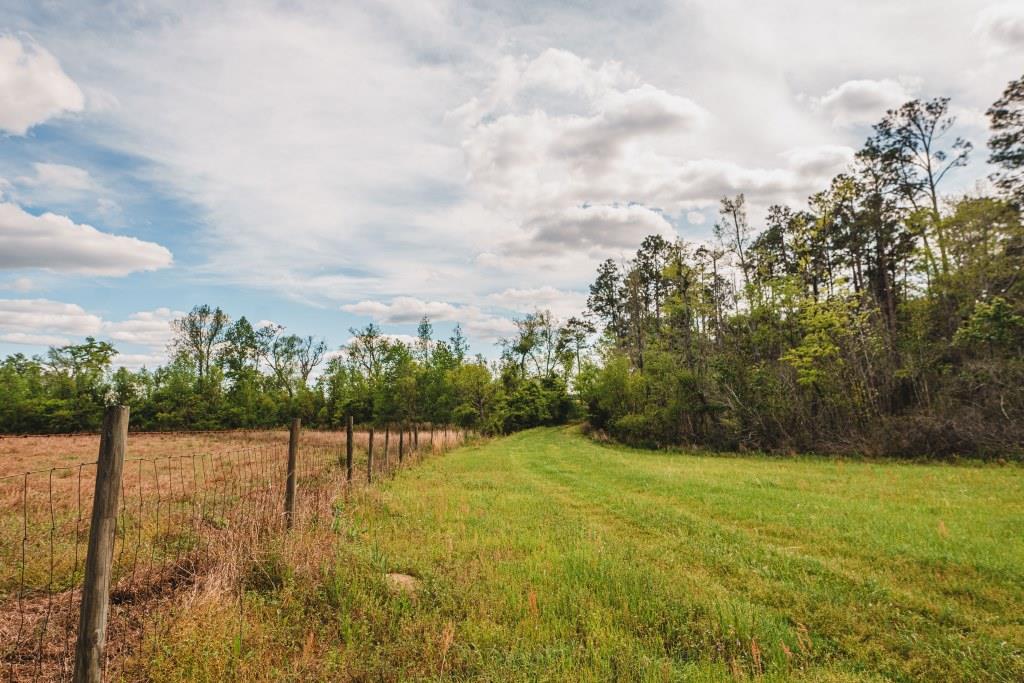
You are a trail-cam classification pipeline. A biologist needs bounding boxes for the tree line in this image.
[3,74,1021,458]
[577,74,1024,458]
[0,308,582,434]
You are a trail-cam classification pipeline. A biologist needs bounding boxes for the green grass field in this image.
[146,427,1024,682]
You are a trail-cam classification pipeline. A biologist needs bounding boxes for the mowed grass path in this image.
[153,427,1024,682]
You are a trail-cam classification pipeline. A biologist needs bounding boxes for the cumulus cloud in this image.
[0,298,103,339]
[811,79,913,127]
[103,307,181,348]
[10,162,109,209]
[341,297,461,324]
[0,202,173,276]
[455,49,864,267]
[511,204,675,255]
[6,0,1006,338]
[2,276,36,292]
[686,211,706,225]
[341,296,516,340]
[18,162,96,191]
[487,286,588,319]
[459,52,709,218]
[0,35,84,135]
[0,299,178,365]
[17,162,97,192]
[0,332,72,346]
[780,145,856,177]
[975,4,1024,50]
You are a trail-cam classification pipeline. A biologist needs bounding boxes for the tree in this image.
[220,316,274,384]
[415,316,433,363]
[714,194,754,287]
[268,331,326,405]
[501,311,561,378]
[988,73,1024,208]
[557,316,596,378]
[865,97,971,276]
[46,337,117,399]
[171,305,229,383]
[587,259,624,341]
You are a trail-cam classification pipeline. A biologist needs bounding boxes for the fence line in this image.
[0,411,473,681]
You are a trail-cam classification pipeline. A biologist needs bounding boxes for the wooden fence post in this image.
[346,415,354,482]
[73,405,129,683]
[430,425,435,452]
[413,424,419,451]
[398,426,404,464]
[285,417,300,530]
[384,425,390,470]
[367,427,374,484]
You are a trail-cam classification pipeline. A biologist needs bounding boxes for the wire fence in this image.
[0,416,470,681]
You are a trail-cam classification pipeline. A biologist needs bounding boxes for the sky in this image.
[0,0,1022,367]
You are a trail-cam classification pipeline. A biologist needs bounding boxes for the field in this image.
[116,426,1024,682]
[0,426,459,680]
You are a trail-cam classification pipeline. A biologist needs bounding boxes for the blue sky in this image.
[1,1,1022,367]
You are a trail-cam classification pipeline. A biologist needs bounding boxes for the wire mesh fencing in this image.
[0,416,471,681]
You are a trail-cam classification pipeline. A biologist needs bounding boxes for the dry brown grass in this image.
[0,425,468,681]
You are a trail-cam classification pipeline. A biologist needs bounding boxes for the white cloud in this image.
[17,162,97,192]
[0,202,173,276]
[686,211,706,225]
[103,307,180,348]
[510,204,676,255]
[780,145,856,178]
[341,296,517,341]
[0,332,71,346]
[811,79,913,127]
[6,0,1008,336]
[0,298,103,338]
[487,286,588,319]
[0,35,84,135]
[975,4,1024,50]
[2,276,36,292]
[10,162,108,209]
[455,50,864,268]
[342,297,461,324]
[0,299,177,364]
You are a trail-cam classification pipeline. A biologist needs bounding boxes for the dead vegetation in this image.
[0,427,466,681]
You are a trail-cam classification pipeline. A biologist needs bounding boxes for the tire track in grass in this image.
[509,428,1023,683]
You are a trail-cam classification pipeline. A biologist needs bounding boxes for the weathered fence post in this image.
[346,415,354,482]
[285,417,300,530]
[384,425,390,470]
[73,405,129,683]
[398,425,404,464]
[413,423,419,451]
[430,425,435,452]
[367,427,374,484]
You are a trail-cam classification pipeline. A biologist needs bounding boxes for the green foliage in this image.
[146,428,1024,681]
[954,297,1024,353]
[577,78,1024,457]
[0,307,574,435]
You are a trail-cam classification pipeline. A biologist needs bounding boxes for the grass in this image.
[0,427,461,680]
[131,427,1022,680]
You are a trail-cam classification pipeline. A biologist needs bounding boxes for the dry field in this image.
[0,426,465,680]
